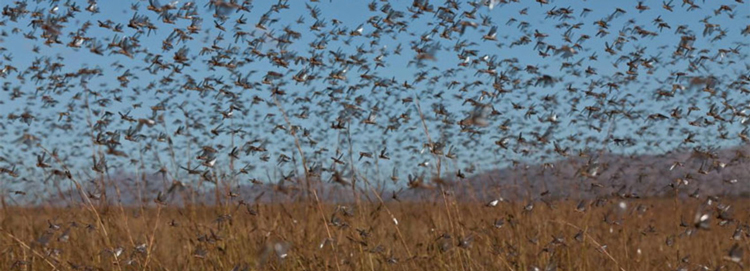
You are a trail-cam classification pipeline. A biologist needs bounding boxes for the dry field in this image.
[0,195,745,271]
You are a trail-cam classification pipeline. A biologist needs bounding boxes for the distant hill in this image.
[34,145,750,206]
[452,145,750,201]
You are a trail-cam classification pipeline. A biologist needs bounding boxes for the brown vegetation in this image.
[0,197,745,270]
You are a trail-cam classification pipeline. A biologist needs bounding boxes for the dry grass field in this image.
[0,195,745,271]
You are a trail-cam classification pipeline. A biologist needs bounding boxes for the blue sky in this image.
[1,0,749,195]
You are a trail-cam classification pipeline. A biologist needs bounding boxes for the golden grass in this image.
[0,197,745,271]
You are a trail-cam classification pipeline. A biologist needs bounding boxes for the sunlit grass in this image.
[0,197,743,270]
